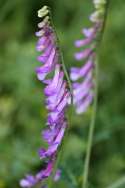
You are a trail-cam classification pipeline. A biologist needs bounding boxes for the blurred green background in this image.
[0,0,125,188]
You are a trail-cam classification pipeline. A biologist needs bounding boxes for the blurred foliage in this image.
[0,0,125,188]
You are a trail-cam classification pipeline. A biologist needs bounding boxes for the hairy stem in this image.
[60,53,73,104]
[82,1,110,188]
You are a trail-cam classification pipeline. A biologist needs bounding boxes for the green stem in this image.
[82,1,110,188]
[60,52,73,104]
[106,176,125,188]
[82,57,99,188]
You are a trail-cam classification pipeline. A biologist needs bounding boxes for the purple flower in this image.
[20,6,69,187]
[74,48,93,61]
[20,175,37,187]
[54,169,61,181]
[70,56,94,81]
[20,158,55,188]
[70,2,103,114]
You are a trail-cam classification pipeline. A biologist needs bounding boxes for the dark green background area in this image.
[0,0,125,188]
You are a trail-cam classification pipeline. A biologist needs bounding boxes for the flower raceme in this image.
[20,6,69,187]
[20,1,107,187]
[70,0,106,114]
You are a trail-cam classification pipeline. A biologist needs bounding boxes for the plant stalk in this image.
[82,1,110,188]
[106,176,125,188]
[82,57,99,188]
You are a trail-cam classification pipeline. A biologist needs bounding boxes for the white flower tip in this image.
[38,6,49,18]
[93,0,106,5]
[89,11,100,22]
[20,179,29,187]
[38,16,49,28]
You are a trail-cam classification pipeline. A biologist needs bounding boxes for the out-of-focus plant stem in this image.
[82,57,99,188]
[106,176,125,188]
[82,1,110,188]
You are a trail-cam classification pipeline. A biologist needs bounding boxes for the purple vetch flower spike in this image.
[35,7,59,81]
[70,0,106,114]
[20,5,69,188]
